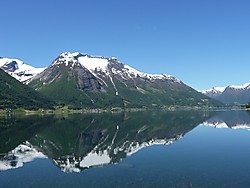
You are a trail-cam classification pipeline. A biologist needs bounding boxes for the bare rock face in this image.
[1,60,19,72]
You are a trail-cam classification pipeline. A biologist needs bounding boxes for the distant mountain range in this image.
[200,83,250,105]
[0,52,222,109]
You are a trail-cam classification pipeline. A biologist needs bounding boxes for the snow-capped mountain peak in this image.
[66,52,180,82]
[49,52,181,84]
[0,57,45,82]
[51,52,78,67]
[52,52,114,73]
[214,86,227,92]
[2,52,181,84]
[228,83,250,90]
[200,87,226,94]
[199,87,226,99]
[201,83,250,95]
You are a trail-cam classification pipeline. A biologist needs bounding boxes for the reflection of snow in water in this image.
[0,141,46,171]
[202,121,250,130]
[80,150,111,169]
[55,135,183,173]
[0,135,183,173]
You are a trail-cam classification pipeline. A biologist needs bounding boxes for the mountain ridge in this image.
[28,52,222,108]
[200,83,250,105]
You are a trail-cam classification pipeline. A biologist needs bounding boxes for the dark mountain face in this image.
[28,52,222,108]
[0,69,54,110]
[1,61,18,72]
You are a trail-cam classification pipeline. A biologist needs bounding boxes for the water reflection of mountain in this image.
[202,110,250,130]
[0,111,213,173]
[0,142,46,171]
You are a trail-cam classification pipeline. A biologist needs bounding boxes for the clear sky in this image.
[1,0,250,90]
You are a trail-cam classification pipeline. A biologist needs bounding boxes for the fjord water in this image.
[1,110,250,187]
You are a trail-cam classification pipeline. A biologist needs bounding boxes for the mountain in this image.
[200,87,226,98]
[28,52,221,108]
[200,83,250,105]
[0,69,54,110]
[0,57,44,82]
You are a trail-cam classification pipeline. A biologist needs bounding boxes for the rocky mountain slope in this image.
[28,52,221,108]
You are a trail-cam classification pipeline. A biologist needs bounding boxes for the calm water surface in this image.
[1,110,250,187]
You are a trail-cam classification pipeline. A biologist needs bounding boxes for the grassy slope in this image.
[113,77,222,108]
[35,70,124,109]
[0,69,54,110]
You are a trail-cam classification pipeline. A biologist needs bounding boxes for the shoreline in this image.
[0,106,247,116]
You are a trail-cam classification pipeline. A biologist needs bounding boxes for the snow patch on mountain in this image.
[79,150,111,169]
[77,55,110,74]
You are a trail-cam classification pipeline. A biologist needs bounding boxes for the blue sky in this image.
[1,0,250,90]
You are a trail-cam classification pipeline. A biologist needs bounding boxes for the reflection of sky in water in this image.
[1,110,250,187]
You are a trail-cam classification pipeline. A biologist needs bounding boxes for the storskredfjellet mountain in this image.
[0,69,53,109]
[27,52,221,108]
